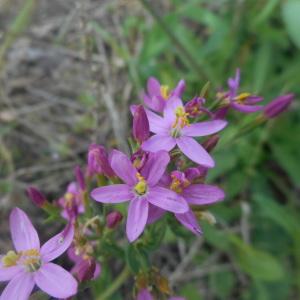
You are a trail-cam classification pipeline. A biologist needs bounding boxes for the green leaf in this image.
[282,0,300,48]
[229,235,284,281]
[126,244,150,274]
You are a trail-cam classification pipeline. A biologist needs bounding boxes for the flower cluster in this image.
[1,70,294,299]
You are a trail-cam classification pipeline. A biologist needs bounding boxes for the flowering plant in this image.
[0,71,293,299]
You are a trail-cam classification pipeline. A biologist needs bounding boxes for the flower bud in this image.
[74,165,85,191]
[184,97,205,117]
[72,259,96,282]
[263,94,294,119]
[106,211,123,229]
[87,144,115,177]
[133,105,150,144]
[26,186,47,208]
[202,135,219,152]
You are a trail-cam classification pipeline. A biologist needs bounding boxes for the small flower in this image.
[0,208,77,299]
[87,144,115,178]
[91,150,188,242]
[142,97,227,167]
[148,170,224,235]
[58,182,84,221]
[263,93,294,119]
[184,97,207,117]
[133,105,150,144]
[143,77,185,112]
[106,211,123,229]
[26,187,47,208]
[215,69,263,118]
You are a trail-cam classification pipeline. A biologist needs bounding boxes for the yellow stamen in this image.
[172,106,190,129]
[170,178,183,194]
[235,92,251,103]
[2,250,19,267]
[160,85,170,100]
[134,173,147,195]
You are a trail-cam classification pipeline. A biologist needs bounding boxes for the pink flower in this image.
[148,170,224,235]
[143,77,185,112]
[0,208,77,300]
[58,182,84,221]
[91,150,188,242]
[142,97,227,167]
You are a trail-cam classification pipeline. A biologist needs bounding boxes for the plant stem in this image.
[96,266,131,300]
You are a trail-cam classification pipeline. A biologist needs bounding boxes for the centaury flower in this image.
[142,97,227,167]
[0,208,77,300]
[143,77,186,112]
[91,150,188,242]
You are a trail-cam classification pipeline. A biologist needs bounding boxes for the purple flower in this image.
[67,247,101,283]
[215,69,263,118]
[91,150,188,242]
[141,97,227,167]
[148,170,224,235]
[263,93,294,119]
[26,187,47,208]
[184,97,209,117]
[87,144,115,178]
[58,182,84,221]
[0,208,77,299]
[133,105,150,144]
[143,77,185,112]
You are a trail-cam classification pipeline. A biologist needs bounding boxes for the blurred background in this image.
[0,0,299,299]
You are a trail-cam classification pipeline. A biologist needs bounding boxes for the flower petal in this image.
[34,263,78,298]
[172,79,185,97]
[147,187,188,213]
[145,108,169,134]
[10,207,40,252]
[231,103,263,113]
[91,184,132,203]
[147,77,161,96]
[147,204,165,224]
[137,288,153,300]
[40,224,74,263]
[110,150,137,185]
[163,96,183,124]
[175,210,202,235]
[182,184,225,205]
[0,262,22,282]
[141,151,170,186]
[143,94,165,112]
[142,134,176,152]
[176,136,214,167]
[126,198,149,242]
[182,120,227,137]
[0,272,34,300]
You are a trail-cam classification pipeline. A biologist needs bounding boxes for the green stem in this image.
[96,266,131,300]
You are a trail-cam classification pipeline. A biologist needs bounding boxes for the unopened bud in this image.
[26,186,47,208]
[87,144,115,178]
[72,259,96,282]
[196,210,216,225]
[202,135,219,152]
[106,211,123,229]
[263,93,294,119]
[133,105,150,144]
[74,166,85,191]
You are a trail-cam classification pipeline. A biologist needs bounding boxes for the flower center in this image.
[64,192,75,208]
[160,85,170,100]
[234,92,251,103]
[134,173,148,195]
[170,173,191,194]
[171,106,190,138]
[2,249,41,272]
